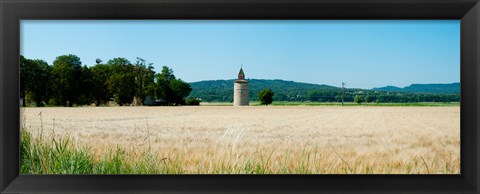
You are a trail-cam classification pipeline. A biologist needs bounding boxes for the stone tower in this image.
[234,67,249,106]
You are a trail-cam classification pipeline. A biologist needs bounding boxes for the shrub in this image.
[186,97,201,106]
[258,88,274,106]
[354,95,364,104]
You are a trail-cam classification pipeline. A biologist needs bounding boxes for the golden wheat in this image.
[21,106,460,174]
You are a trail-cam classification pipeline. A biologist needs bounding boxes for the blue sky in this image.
[21,20,460,89]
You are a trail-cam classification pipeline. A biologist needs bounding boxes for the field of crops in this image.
[21,106,460,174]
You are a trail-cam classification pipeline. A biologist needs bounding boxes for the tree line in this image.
[307,89,460,103]
[20,55,194,107]
[193,89,459,103]
[189,79,460,103]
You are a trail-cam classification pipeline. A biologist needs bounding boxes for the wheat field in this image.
[21,106,460,174]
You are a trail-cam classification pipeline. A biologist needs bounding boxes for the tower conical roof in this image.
[238,67,245,80]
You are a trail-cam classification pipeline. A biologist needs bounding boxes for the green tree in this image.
[77,65,95,105]
[186,97,201,105]
[364,95,373,103]
[169,78,192,105]
[51,54,83,107]
[354,95,364,104]
[307,90,320,101]
[20,56,51,107]
[20,55,34,107]
[106,58,136,106]
[133,57,156,105]
[90,63,112,106]
[154,66,192,105]
[258,88,274,106]
[155,66,176,103]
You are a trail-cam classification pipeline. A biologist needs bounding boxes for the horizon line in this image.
[188,78,460,90]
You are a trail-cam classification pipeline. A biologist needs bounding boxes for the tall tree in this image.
[30,59,52,107]
[107,58,136,106]
[155,66,176,102]
[90,63,112,106]
[77,65,95,105]
[169,79,192,105]
[154,66,192,105]
[133,57,156,105]
[51,54,83,106]
[20,56,51,107]
[20,55,33,107]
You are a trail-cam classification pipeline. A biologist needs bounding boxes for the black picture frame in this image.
[1,0,479,193]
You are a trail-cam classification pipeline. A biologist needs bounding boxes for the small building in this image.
[234,67,249,106]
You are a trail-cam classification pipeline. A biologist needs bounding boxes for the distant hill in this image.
[189,79,339,102]
[188,79,460,103]
[372,83,460,94]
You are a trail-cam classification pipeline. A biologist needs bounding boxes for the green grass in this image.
[20,127,459,174]
[199,102,233,106]
[268,101,460,107]
[200,101,460,107]
[20,129,182,174]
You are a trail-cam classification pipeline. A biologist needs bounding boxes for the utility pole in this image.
[341,82,346,106]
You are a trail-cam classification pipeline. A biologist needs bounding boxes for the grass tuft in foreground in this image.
[20,127,459,174]
[20,129,182,174]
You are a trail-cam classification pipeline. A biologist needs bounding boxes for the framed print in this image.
[1,0,479,193]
